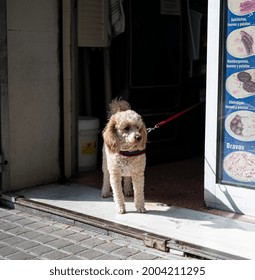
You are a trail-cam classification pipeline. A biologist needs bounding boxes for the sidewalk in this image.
[0,205,186,260]
[6,184,255,260]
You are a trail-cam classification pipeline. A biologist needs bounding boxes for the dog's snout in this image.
[135,135,142,141]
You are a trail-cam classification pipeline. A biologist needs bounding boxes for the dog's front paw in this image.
[118,206,126,214]
[101,190,112,198]
[136,207,147,213]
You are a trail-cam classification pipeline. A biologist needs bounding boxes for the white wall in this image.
[7,0,60,189]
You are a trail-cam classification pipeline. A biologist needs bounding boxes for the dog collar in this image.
[119,149,146,157]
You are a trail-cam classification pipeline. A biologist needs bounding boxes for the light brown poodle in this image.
[102,99,147,214]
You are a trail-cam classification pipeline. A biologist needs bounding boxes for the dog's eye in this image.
[124,126,130,131]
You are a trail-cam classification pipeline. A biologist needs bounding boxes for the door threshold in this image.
[2,184,253,260]
[12,196,242,260]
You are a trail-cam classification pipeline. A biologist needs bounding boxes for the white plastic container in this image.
[78,117,100,171]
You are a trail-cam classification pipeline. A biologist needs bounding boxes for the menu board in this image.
[220,0,255,187]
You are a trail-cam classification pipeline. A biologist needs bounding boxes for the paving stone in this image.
[28,245,54,256]
[63,255,84,260]
[96,234,115,241]
[8,227,30,236]
[25,221,52,230]
[74,222,100,236]
[43,251,70,260]
[33,234,57,244]
[60,244,86,254]
[30,216,53,223]
[94,242,122,253]
[0,221,18,231]
[109,232,142,245]
[65,232,90,243]
[12,209,21,214]
[51,228,77,238]
[95,254,122,260]
[111,247,139,258]
[19,212,39,220]
[16,212,33,218]
[53,222,74,229]
[36,225,61,235]
[79,237,106,248]
[111,239,131,246]
[15,240,40,250]
[0,245,21,257]
[67,226,84,232]
[7,251,37,260]
[2,214,24,222]
[0,242,7,249]
[1,236,26,245]
[130,243,153,252]
[46,239,73,249]
[0,232,13,241]
[77,249,103,260]
[128,252,158,260]
[0,210,13,218]
[19,231,42,240]
[15,218,36,227]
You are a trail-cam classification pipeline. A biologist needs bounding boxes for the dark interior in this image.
[74,0,208,210]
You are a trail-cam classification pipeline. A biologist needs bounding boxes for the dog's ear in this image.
[103,116,120,153]
[140,123,148,149]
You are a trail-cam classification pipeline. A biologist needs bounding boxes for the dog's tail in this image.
[108,98,131,117]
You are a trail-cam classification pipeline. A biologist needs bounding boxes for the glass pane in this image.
[217,0,255,188]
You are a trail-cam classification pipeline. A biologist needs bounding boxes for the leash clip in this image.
[147,125,159,133]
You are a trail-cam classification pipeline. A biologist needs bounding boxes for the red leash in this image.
[147,102,204,133]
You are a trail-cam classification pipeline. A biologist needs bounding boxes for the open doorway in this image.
[73,0,208,212]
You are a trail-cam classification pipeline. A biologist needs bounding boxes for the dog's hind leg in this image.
[101,149,112,198]
[123,177,133,197]
[132,175,146,213]
[102,169,112,198]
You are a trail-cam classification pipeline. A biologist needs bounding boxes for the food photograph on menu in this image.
[225,110,255,141]
[226,69,255,98]
[228,0,255,16]
[227,26,255,58]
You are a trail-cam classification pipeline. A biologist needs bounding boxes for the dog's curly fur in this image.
[102,99,147,214]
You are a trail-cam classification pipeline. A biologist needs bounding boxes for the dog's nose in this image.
[135,135,142,141]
